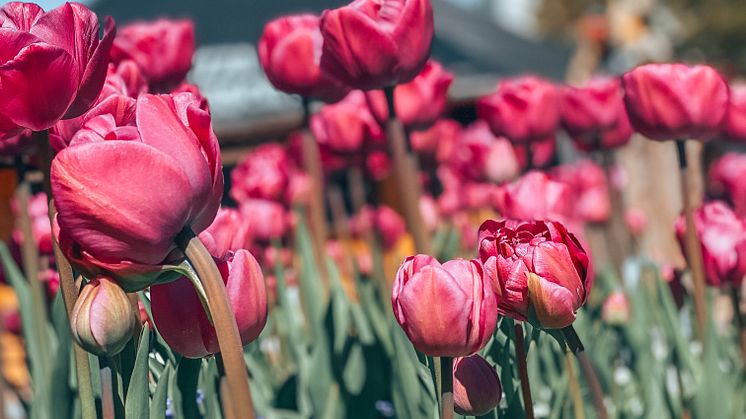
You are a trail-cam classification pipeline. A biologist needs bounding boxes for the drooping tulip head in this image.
[392,255,498,356]
[478,219,592,329]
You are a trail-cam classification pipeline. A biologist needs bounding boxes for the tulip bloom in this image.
[622,63,728,141]
[723,83,746,143]
[551,160,611,223]
[11,192,52,254]
[477,76,560,144]
[151,249,268,358]
[230,143,290,203]
[367,60,453,129]
[310,90,384,154]
[496,171,574,224]
[453,354,501,416]
[71,276,137,356]
[199,207,252,261]
[478,219,592,329]
[560,77,632,151]
[239,199,288,242]
[320,0,434,89]
[709,152,746,217]
[675,201,746,287]
[51,93,223,291]
[258,14,348,102]
[110,18,194,91]
[0,2,115,131]
[392,255,498,356]
[410,118,460,156]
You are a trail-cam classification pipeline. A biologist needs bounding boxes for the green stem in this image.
[562,326,608,419]
[440,357,453,419]
[513,323,534,419]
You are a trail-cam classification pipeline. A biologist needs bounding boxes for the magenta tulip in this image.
[675,201,746,287]
[310,90,384,154]
[496,171,574,224]
[230,143,290,204]
[723,83,746,143]
[550,160,611,223]
[238,199,288,242]
[51,92,223,291]
[0,2,115,131]
[477,76,560,144]
[709,152,746,217]
[410,118,460,156]
[319,0,434,90]
[392,255,498,356]
[453,354,502,416]
[151,249,267,358]
[258,14,348,102]
[622,63,728,141]
[478,219,592,329]
[110,18,194,91]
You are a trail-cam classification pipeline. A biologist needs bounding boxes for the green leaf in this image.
[150,362,172,419]
[125,324,151,419]
[342,343,366,396]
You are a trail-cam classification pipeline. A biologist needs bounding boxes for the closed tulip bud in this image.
[453,354,502,416]
[110,18,194,91]
[71,276,137,356]
[376,206,407,249]
[709,153,746,217]
[258,14,348,102]
[602,292,630,325]
[320,0,434,90]
[675,201,746,287]
[478,219,592,329]
[477,76,560,144]
[0,2,115,131]
[622,63,728,141]
[151,249,267,358]
[392,255,498,356]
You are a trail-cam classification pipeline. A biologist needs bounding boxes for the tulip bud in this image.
[601,292,630,325]
[478,219,592,329]
[453,355,502,416]
[622,63,728,141]
[392,255,498,357]
[71,276,137,356]
[709,153,746,217]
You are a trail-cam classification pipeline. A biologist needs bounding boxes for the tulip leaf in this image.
[150,362,172,419]
[125,323,150,419]
[49,292,73,419]
[342,343,366,396]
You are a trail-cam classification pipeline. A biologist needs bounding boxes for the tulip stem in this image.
[300,96,330,295]
[675,139,707,341]
[564,351,585,419]
[384,87,431,254]
[39,129,97,419]
[440,356,454,419]
[175,229,255,419]
[729,286,746,364]
[513,323,534,419]
[561,326,608,419]
[599,149,632,282]
[523,144,534,172]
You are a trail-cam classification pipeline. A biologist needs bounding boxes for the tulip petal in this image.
[0,3,44,31]
[52,141,194,265]
[224,250,267,345]
[151,277,212,358]
[526,272,577,329]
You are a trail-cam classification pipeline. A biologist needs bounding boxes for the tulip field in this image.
[1,0,746,418]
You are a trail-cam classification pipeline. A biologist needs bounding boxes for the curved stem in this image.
[513,323,534,419]
[175,229,255,419]
[562,326,608,419]
[440,357,453,419]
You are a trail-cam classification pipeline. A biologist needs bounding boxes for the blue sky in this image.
[2,0,90,9]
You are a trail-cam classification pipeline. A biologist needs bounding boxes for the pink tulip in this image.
[478,219,592,329]
[453,354,501,416]
[410,118,460,156]
[420,195,440,233]
[376,205,407,248]
[601,292,630,325]
[51,92,223,291]
[151,249,267,358]
[320,0,434,89]
[625,207,647,236]
[365,150,391,181]
[477,76,560,144]
[551,160,611,223]
[674,201,746,287]
[392,255,498,356]
[723,83,746,143]
[258,14,348,102]
[104,60,148,99]
[199,207,252,261]
[622,63,728,141]
[311,90,384,154]
[110,18,194,91]
[496,171,574,224]
[367,60,453,129]
[709,152,746,217]
[514,136,557,169]
[11,192,52,254]
[230,143,290,204]
[0,2,115,131]
[561,77,633,151]
[239,199,288,242]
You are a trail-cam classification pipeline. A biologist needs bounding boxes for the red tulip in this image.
[622,63,728,141]
[478,219,592,329]
[496,171,574,224]
[365,150,391,181]
[367,60,453,129]
[230,143,290,204]
[258,14,348,102]
[723,83,746,143]
[453,354,501,416]
[151,249,267,358]
[311,90,384,154]
[199,207,252,262]
[709,152,746,217]
[392,255,498,356]
[239,199,288,242]
[110,19,194,91]
[550,160,611,223]
[675,201,746,287]
[561,77,632,151]
[477,76,560,144]
[105,60,148,99]
[0,2,115,131]
[319,0,434,90]
[51,93,223,291]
